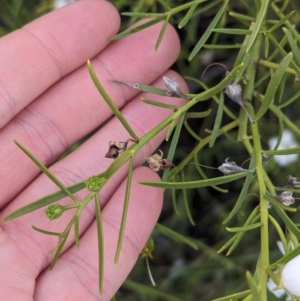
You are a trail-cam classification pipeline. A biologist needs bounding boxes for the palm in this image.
[0,1,187,300]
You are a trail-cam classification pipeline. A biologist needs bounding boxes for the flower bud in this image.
[141,237,154,258]
[45,204,64,220]
[86,176,103,191]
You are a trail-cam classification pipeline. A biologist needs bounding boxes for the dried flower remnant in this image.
[262,153,270,165]
[272,191,295,206]
[105,139,136,159]
[145,150,174,172]
[218,157,254,175]
[202,63,253,123]
[224,75,254,124]
[109,79,140,90]
[163,76,190,100]
[285,175,300,189]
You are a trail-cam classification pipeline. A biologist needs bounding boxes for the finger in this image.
[0,71,187,281]
[0,21,181,206]
[0,0,120,129]
[0,226,37,300]
[34,167,163,301]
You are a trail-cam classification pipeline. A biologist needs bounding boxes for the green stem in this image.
[251,120,269,301]
[258,59,296,75]
[168,0,209,15]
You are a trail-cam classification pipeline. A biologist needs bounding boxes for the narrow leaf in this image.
[273,204,300,240]
[264,34,269,58]
[269,245,300,269]
[283,27,300,70]
[218,206,259,254]
[255,52,292,121]
[189,0,228,61]
[32,225,61,236]
[121,12,164,18]
[226,215,260,255]
[211,28,252,35]
[228,12,254,21]
[181,171,195,225]
[209,92,224,147]
[110,80,167,96]
[246,0,269,53]
[155,223,198,250]
[74,215,80,249]
[166,119,176,141]
[155,14,170,51]
[124,279,184,301]
[138,172,249,189]
[3,181,86,221]
[263,145,300,156]
[246,271,260,301]
[171,189,179,214]
[265,195,297,212]
[87,60,139,141]
[49,233,69,269]
[211,290,251,301]
[95,194,104,294]
[226,222,262,232]
[233,22,256,82]
[203,44,242,49]
[178,3,198,29]
[109,17,165,41]
[14,140,79,204]
[268,214,288,249]
[115,156,134,264]
[162,113,186,182]
[141,97,178,110]
[268,11,294,33]
[222,158,256,224]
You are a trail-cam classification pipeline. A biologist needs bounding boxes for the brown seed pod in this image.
[145,150,174,172]
[105,139,136,159]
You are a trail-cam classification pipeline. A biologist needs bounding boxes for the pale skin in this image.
[0,0,188,300]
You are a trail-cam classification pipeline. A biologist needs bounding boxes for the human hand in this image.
[0,0,187,300]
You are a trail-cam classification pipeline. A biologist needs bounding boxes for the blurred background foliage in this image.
[1,0,300,300]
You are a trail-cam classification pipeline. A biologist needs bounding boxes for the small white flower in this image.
[55,0,76,9]
[268,130,298,167]
[267,276,286,299]
[281,255,300,297]
[267,241,295,300]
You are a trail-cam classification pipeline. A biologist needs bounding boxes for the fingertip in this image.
[103,19,181,84]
